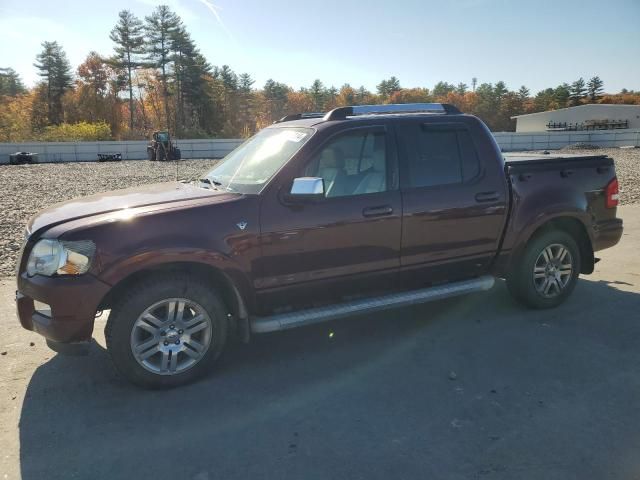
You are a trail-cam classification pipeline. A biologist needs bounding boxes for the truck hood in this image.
[27,181,234,234]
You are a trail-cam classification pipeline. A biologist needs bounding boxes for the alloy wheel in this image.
[532,243,574,298]
[130,298,213,375]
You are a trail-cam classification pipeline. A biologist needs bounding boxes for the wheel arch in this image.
[506,215,595,275]
[98,261,251,342]
[515,215,594,275]
[539,217,594,274]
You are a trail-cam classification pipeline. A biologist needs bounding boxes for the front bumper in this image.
[593,218,624,252]
[16,272,111,345]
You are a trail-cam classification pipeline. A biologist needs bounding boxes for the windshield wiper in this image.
[198,177,222,190]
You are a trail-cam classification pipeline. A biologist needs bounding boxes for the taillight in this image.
[605,178,619,209]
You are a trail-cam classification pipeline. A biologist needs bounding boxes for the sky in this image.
[0,0,638,94]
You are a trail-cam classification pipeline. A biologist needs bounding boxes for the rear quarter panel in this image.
[498,162,618,274]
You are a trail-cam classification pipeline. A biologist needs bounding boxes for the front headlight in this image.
[26,239,96,277]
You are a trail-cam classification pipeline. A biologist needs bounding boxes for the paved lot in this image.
[0,206,638,480]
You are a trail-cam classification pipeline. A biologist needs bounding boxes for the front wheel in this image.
[507,230,581,309]
[105,275,228,388]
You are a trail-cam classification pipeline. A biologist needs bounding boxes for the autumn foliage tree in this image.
[68,52,124,137]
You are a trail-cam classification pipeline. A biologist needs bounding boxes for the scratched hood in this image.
[27,181,234,234]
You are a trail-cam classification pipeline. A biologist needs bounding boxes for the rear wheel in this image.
[507,230,581,309]
[105,275,228,388]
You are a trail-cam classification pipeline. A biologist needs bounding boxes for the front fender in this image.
[97,247,255,310]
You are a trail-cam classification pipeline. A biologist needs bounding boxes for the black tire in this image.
[154,148,165,161]
[105,275,228,389]
[147,148,154,161]
[507,229,581,309]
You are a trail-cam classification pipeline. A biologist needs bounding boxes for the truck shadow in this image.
[18,279,640,480]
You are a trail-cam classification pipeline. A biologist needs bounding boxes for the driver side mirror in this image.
[286,177,325,203]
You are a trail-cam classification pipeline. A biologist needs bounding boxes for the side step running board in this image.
[250,275,495,334]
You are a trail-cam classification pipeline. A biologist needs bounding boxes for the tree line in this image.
[1,5,639,142]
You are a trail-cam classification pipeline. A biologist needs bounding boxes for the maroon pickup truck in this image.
[16,103,623,388]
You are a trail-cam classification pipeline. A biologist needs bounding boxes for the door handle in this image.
[362,205,393,217]
[475,191,500,203]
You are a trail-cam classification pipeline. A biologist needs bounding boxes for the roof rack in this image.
[323,103,461,121]
[275,112,325,123]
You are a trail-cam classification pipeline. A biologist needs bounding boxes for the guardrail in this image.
[1,129,639,164]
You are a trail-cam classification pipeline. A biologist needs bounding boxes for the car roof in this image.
[269,112,470,129]
[268,103,467,130]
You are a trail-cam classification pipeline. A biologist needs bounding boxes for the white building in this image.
[511,104,640,133]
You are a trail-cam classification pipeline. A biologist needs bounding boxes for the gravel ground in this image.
[0,159,218,276]
[610,148,640,204]
[0,148,638,277]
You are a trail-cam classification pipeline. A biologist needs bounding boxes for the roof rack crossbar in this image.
[323,103,461,121]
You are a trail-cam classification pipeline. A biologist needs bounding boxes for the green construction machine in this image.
[147,131,181,161]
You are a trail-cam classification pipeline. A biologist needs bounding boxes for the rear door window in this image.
[401,123,481,188]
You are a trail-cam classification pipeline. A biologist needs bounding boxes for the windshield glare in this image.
[203,127,313,194]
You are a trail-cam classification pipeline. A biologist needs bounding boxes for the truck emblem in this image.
[236,221,248,230]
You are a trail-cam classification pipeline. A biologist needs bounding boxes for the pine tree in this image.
[262,79,289,123]
[110,10,146,132]
[554,83,571,108]
[431,81,455,98]
[187,53,214,134]
[325,86,338,109]
[0,68,26,96]
[217,65,238,133]
[587,76,604,102]
[570,77,587,106]
[34,41,73,124]
[517,86,530,100]
[376,77,400,99]
[494,81,508,99]
[238,73,255,135]
[356,86,370,104]
[170,24,203,134]
[455,83,468,95]
[310,79,325,110]
[145,5,181,132]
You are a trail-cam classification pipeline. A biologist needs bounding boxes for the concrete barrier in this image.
[493,129,640,152]
[0,139,244,164]
[1,129,639,164]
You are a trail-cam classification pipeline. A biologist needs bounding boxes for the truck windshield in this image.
[202,127,313,194]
